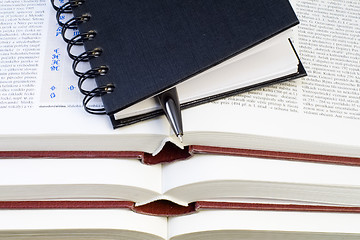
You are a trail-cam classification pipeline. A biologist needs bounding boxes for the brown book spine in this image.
[1,144,359,166]
[0,143,192,165]
[142,142,191,164]
[195,201,360,213]
[0,151,144,160]
[1,200,360,216]
[0,201,134,209]
[0,200,196,216]
[190,145,360,166]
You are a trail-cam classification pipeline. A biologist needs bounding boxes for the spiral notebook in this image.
[54,0,304,128]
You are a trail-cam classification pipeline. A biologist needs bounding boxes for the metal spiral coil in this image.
[61,14,91,44]
[83,84,115,115]
[72,47,103,77]
[78,65,109,95]
[66,30,97,60]
[51,0,114,115]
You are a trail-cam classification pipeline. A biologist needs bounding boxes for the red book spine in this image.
[1,200,360,216]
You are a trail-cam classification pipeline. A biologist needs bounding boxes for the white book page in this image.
[0,209,167,240]
[0,158,162,202]
[168,209,360,239]
[181,0,360,157]
[0,1,169,148]
[162,154,360,205]
[176,33,298,103]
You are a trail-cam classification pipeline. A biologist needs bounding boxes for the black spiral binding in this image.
[51,0,115,115]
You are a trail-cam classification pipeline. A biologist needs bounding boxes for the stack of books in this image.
[0,0,360,239]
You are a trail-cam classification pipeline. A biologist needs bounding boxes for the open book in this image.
[1,207,360,240]
[1,0,359,162]
[1,154,360,207]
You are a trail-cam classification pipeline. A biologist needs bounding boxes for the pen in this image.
[157,88,184,142]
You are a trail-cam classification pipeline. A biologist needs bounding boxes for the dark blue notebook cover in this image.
[71,0,300,123]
